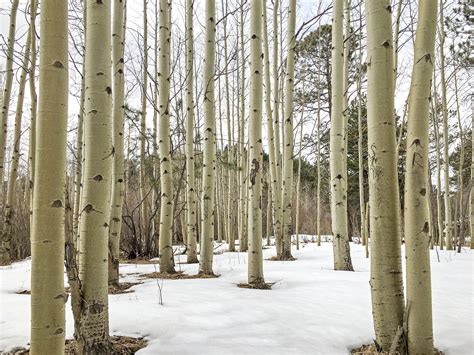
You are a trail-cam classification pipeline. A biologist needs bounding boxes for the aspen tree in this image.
[109,0,127,286]
[1,27,32,262]
[439,0,453,250]
[316,33,322,247]
[471,96,474,249]
[140,0,150,253]
[316,80,322,247]
[78,0,113,350]
[263,0,281,253]
[330,0,353,271]
[158,0,175,274]
[279,0,296,260]
[30,0,68,352]
[28,0,38,221]
[404,2,437,352]
[295,118,303,251]
[222,0,235,251]
[152,0,159,247]
[239,0,248,253]
[454,69,465,252]
[199,0,217,275]
[356,7,365,249]
[0,0,19,198]
[247,0,265,287]
[73,67,85,248]
[365,0,404,350]
[272,0,283,256]
[185,0,198,263]
[432,68,444,249]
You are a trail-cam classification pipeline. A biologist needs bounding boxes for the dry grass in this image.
[351,344,444,355]
[120,258,158,265]
[4,336,147,354]
[108,282,143,295]
[266,255,297,261]
[141,270,219,280]
[237,282,273,290]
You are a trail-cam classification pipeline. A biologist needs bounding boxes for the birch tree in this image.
[78,0,113,350]
[404,2,437,352]
[30,0,68,352]
[365,0,404,350]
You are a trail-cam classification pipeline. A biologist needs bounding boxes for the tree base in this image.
[351,343,444,355]
[237,282,272,290]
[186,256,199,264]
[266,255,296,261]
[142,271,219,280]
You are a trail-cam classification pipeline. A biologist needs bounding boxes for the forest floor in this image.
[0,238,472,354]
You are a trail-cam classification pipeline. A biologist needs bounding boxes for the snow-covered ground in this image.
[0,241,472,354]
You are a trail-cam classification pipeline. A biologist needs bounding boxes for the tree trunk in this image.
[108,0,127,286]
[247,0,265,287]
[30,0,68,352]
[454,69,465,252]
[365,0,405,350]
[140,0,150,255]
[279,0,296,261]
[330,0,353,271]
[439,0,453,250]
[157,0,176,274]
[199,0,216,275]
[185,0,198,264]
[28,0,38,230]
[404,2,437,352]
[78,0,113,350]
[1,25,32,262]
[0,0,19,202]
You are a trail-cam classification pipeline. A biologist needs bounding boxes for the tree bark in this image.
[365,0,405,350]
[439,0,453,250]
[185,0,198,264]
[30,0,68,352]
[108,0,127,286]
[157,0,176,274]
[280,0,296,261]
[330,0,353,271]
[404,2,437,352]
[199,0,217,275]
[0,0,19,202]
[78,0,113,350]
[247,0,265,287]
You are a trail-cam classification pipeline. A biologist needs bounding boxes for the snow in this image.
[0,240,472,354]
